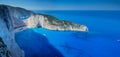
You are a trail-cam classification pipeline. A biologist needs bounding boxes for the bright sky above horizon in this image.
[0,0,120,10]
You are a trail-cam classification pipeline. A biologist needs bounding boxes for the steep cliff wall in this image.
[0,5,24,57]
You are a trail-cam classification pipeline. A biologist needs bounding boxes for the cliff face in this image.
[0,5,88,57]
[23,14,88,32]
[6,5,88,32]
[0,5,24,57]
[37,14,88,31]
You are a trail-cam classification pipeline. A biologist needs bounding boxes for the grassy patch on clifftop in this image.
[42,14,77,26]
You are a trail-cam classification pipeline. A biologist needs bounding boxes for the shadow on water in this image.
[15,29,64,57]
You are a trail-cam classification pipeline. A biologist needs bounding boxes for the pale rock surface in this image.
[0,4,88,57]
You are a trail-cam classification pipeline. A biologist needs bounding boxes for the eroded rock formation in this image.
[0,4,88,57]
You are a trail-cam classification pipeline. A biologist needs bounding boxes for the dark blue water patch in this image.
[15,29,64,57]
[59,42,92,57]
[33,28,94,57]
[70,31,120,40]
[70,32,88,40]
[68,31,120,57]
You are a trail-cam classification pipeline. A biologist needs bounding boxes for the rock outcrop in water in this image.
[0,4,88,57]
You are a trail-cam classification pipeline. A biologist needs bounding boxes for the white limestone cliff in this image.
[23,14,88,32]
[0,4,88,57]
[6,5,88,32]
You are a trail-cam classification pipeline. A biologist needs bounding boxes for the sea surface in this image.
[15,10,120,57]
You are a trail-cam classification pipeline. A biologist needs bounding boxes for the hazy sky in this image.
[0,0,120,10]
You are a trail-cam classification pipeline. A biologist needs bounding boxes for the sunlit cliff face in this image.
[80,25,88,32]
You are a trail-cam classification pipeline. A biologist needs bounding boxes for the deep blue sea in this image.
[15,10,120,57]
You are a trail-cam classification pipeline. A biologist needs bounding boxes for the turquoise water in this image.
[15,10,120,57]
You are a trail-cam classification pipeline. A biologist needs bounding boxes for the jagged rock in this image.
[0,37,11,57]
